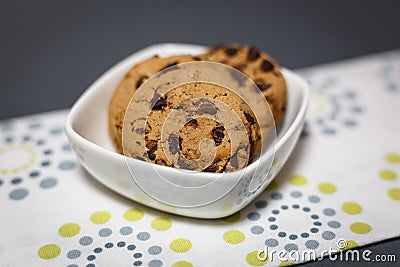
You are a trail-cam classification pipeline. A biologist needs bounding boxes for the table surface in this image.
[1,1,399,266]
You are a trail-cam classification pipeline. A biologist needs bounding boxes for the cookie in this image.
[204,44,287,125]
[109,44,286,173]
[109,54,206,154]
[123,81,261,173]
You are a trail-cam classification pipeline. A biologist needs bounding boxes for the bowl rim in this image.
[65,42,310,179]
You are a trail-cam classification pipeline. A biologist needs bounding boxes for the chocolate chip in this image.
[192,56,201,61]
[146,140,157,160]
[160,61,179,72]
[229,153,239,169]
[234,64,246,71]
[243,111,255,124]
[249,137,255,156]
[248,47,261,61]
[179,136,183,151]
[225,47,238,56]
[168,134,180,155]
[151,93,168,110]
[136,75,148,89]
[198,101,217,115]
[256,82,272,91]
[186,119,198,127]
[261,60,274,72]
[212,126,225,146]
[204,164,218,172]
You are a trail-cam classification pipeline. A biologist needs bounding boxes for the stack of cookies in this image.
[109,44,287,173]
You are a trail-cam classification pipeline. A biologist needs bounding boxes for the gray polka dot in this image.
[323,128,336,135]
[278,232,286,238]
[388,83,398,91]
[345,91,355,98]
[59,161,76,170]
[99,228,112,237]
[28,122,41,129]
[271,192,283,200]
[344,120,356,127]
[137,232,150,241]
[251,226,264,235]
[305,240,320,249]
[255,200,267,208]
[62,144,72,151]
[323,208,336,216]
[148,260,163,267]
[9,188,28,200]
[265,238,278,247]
[66,265,79,267]
[322,231,336,240]
[328,220,341,228]
[67,249,81,259]
[284,243,298,252]
[148,245,162,255]
[40,178,57,188]
[50,128,63,135]
[290,191,302,198]
[308,195,320,203]
[79,236,93,246]
[119,226,133,235]
[0,122,13,131]
[247,212,260,221]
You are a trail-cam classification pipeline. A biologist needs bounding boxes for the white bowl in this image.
[65,43,309,218]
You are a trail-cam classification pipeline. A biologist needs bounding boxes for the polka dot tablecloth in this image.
[1,50,400,267]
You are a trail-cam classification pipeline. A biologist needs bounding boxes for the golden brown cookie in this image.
[124,81,261,173]
[204,44,287,125]
[109,54,206,153]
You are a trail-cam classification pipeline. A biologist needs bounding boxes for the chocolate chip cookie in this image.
[123,81,261,173]
[204,44,287,125]
[109,54,206,153]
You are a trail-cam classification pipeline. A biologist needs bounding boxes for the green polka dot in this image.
[246,250,268,266]
[342,202,362,215]
[171,261,194,267]
[388,188,400,200]
[222,212,240,223]
[288,175,308,186]
[151,217,172,231]
[223,230,245,244]
[169,238,192,253]
[340,240,359,251]
[123,208,144,222]
[378,169,397,180]
[279,261,295,266]
[267,180,279,190]
[38,244,61,259]
[90,211,111,224]
[350,222,372,234]
[58,223,80,237]
[385,153,400,163]
[318,182,336,194]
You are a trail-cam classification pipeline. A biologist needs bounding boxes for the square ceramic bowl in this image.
[65,43,309,218]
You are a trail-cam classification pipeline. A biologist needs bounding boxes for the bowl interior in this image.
[69,43,306,165]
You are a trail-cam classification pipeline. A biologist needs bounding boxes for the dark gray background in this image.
[1,1,399,265]
[0,0,399,119]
